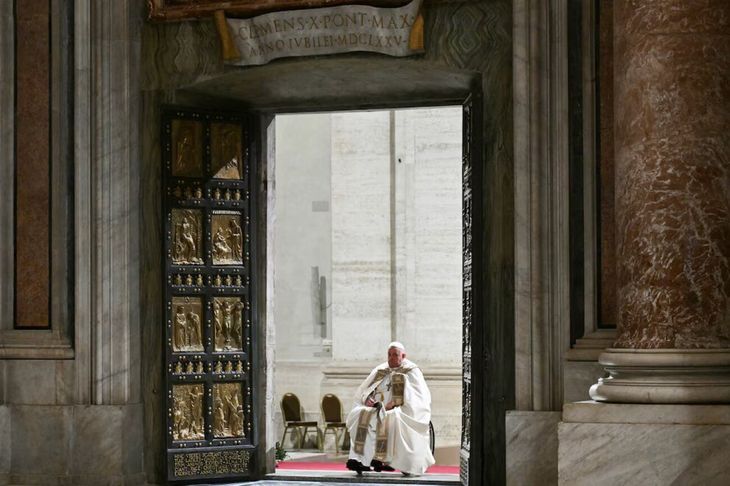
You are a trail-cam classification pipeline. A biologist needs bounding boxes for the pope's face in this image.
[387,347,406,368]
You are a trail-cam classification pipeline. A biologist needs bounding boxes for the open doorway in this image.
[268,106,463,481]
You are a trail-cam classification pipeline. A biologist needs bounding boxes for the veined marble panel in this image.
[4,360,56,404]
[3,359,78,405]
[72,406,125,476]
[0,405,8,476]
[558,422,730,485]
[506,411,560,486]
[10,405,72,477]
[6,404,145,485]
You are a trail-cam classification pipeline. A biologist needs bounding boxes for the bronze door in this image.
[461,92,482,486]
[162,107,258,482]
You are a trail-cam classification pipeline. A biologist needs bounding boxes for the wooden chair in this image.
[280,393,320,449]
[320,393,349,454]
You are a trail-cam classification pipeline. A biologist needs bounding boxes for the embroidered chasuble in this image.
[345,359,435,475]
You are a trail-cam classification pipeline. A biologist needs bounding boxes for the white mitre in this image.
[388,341,405,351]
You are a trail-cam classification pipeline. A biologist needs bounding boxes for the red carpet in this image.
[276,461,459,475]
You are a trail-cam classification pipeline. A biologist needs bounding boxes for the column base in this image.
[589,348,730,403]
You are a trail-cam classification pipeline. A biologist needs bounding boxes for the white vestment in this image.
[346,359,435,475]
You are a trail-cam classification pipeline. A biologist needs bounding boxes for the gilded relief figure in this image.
[172,384,205,441]
[213,383,245,438]
[172,209,203,264]
[211,122,243,179]
[228,219,243,261]
[213,227,233,261]
[213,297,244,351]
[211,212,243,265]
[171,119,203,178]
[172,296,204,352]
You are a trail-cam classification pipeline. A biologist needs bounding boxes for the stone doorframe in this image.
[254,95,482,481]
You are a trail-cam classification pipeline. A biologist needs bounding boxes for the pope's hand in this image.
[385,401,397,411]
[365,397,376,407]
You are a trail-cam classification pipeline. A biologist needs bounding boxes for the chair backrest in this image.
[281,393,302,422]
[320,393,342,423]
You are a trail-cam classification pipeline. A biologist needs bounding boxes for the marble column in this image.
[590,0,730,403]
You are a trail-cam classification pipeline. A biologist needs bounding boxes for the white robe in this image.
[346,359,435,475]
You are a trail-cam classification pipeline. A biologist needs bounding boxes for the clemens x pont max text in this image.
[234,11,417,41]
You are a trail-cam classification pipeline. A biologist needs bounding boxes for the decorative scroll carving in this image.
[171,296,204,352]
[211,211,244,265]
[172,450,251,478]
[211,123,243,179]
[171,119,203,178]
[172,384,205,441]
[213,296,244,351]
[213,382,245,438]
[172,209,204,264]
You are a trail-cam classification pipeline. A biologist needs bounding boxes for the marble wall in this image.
[331,110,393,362]
[559,402,730,485]
[0,405,8,480]
[273,113,333,361]
[393,107,463,363]
[560,423,730,485]
[506,411,560,486]
[3,405,145,486]
[0,0,145,484]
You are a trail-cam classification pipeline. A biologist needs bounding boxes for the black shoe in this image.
[346,459,371,475]
[371,460,395,472]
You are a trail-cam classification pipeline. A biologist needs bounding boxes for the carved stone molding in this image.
[74,0,141,405]
[513,0,570,411]
[589,349,730,404]
[564,329,616,362]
